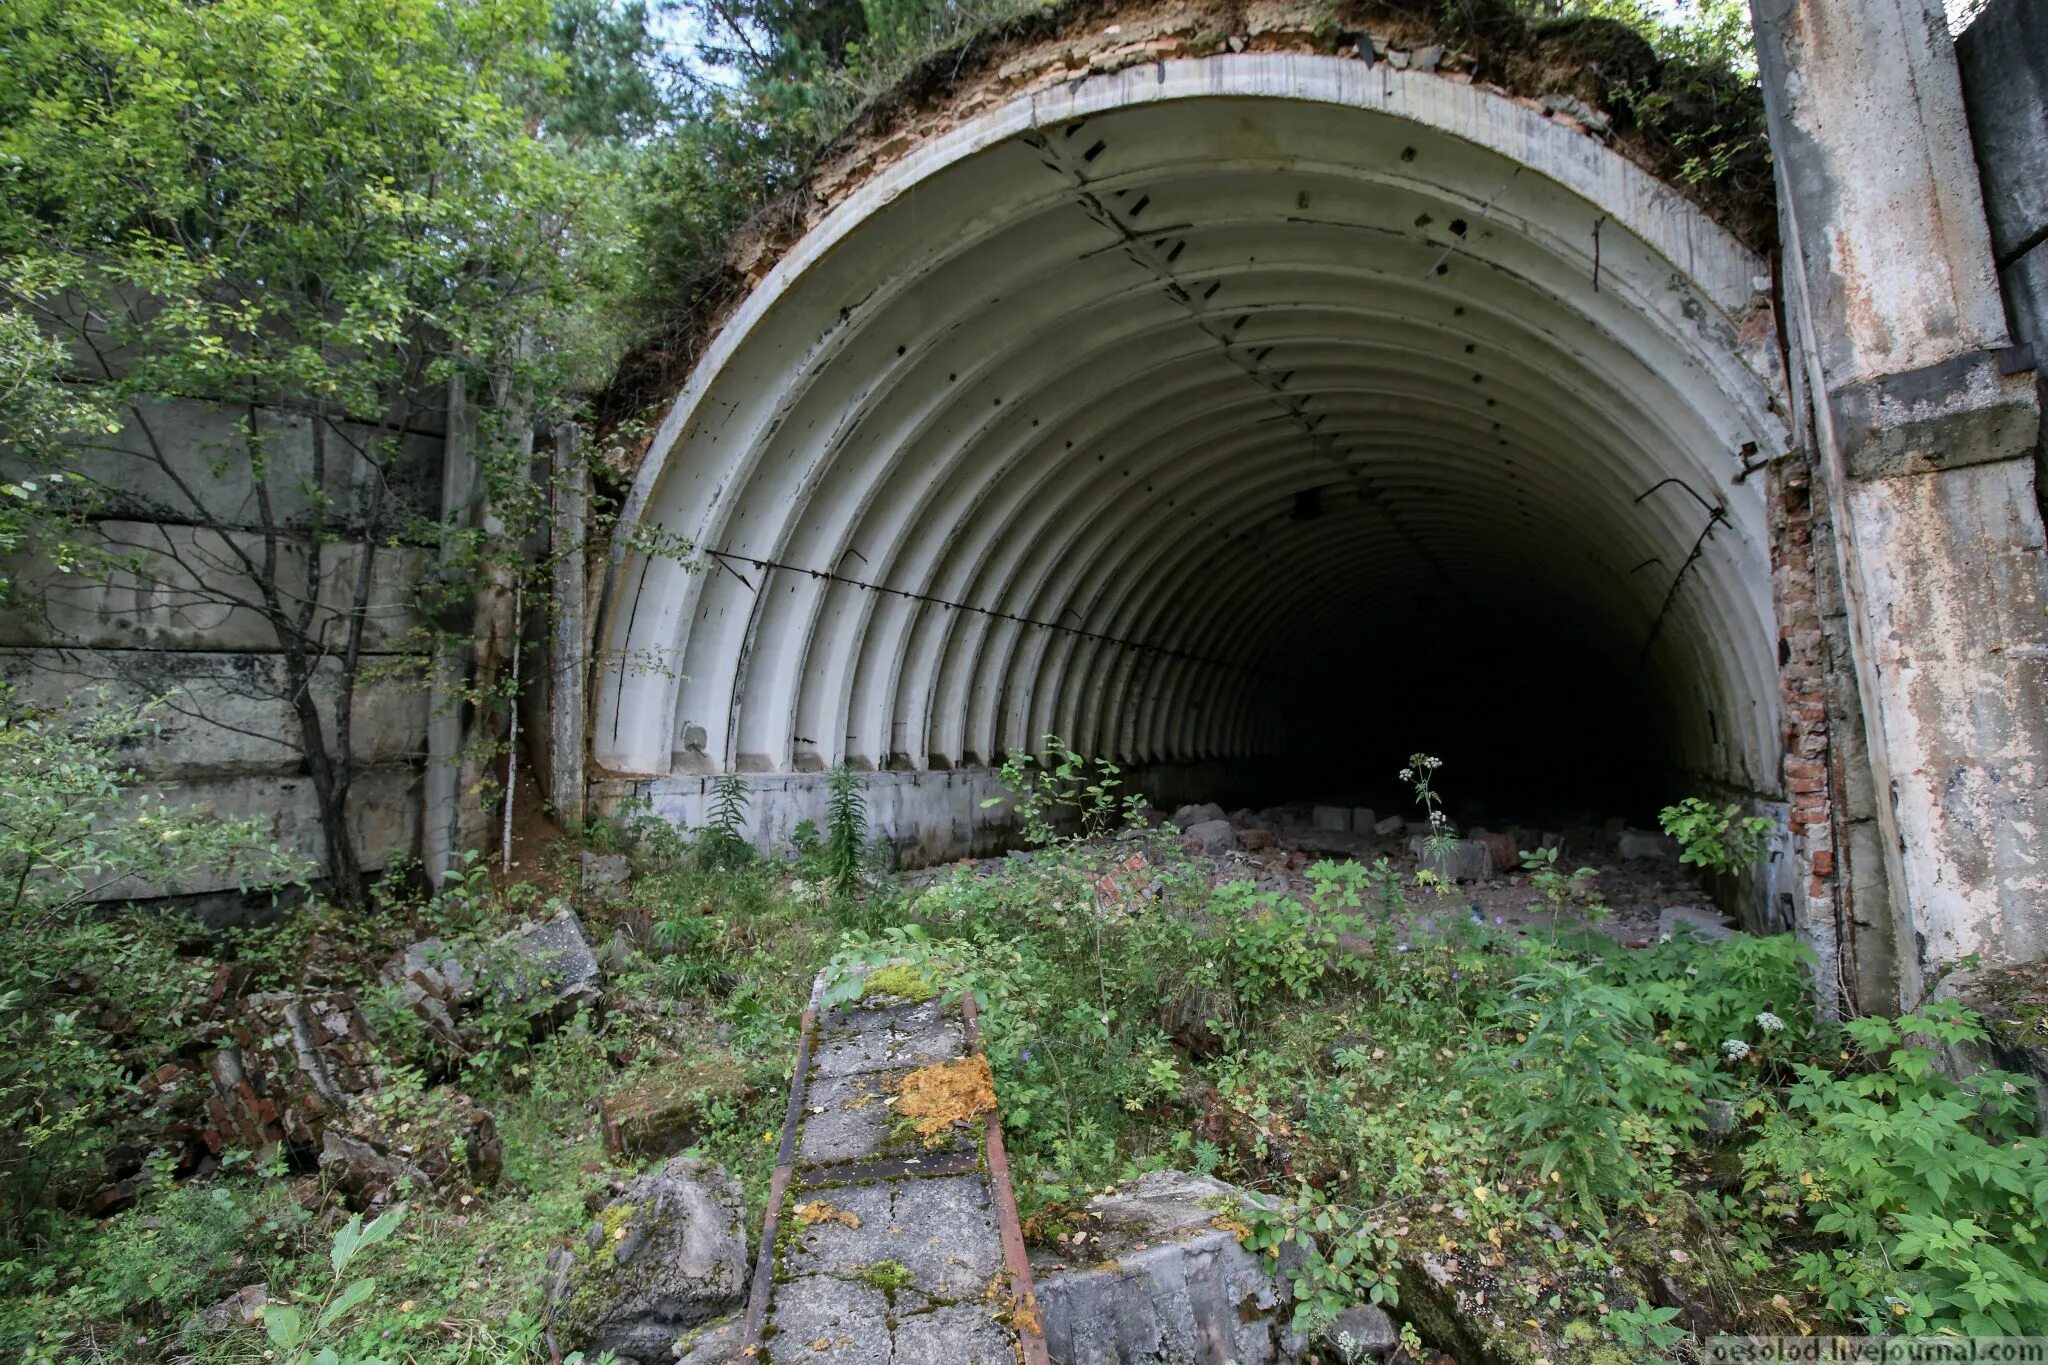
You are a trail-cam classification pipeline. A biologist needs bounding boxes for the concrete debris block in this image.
[579,850,631,897]
[390,910,606,1047]
[1618,829,1679,861]
[1470,828,1520,875]
[1034,1171,1307,1365]
[1183,818,1239,853]
[1172,802,1226,828]
[1372,814,1404,836]
[1388,47,1411,69]
[600,1054,756,1158]
[1413,44,1443,72]
[1659,906,1736,942]
[1228,807,1261,828]
[500,909,606,1018]
[1349,807,1376,834]
[317,1088,500,1209]
[548,1157,748,1365]
[1322,1303,1399,1359]
[1312,805,1350,832]
[1541,91,1611,133]
[1407,836,1493,883]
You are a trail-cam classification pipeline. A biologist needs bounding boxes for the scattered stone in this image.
[1372,814,1404,837]
[1312,805,1351,833]
[1241,828,1277,853]
[194,1283,268,1335]
[200,989,383,1158]
[1413,44,1443,72]
[1184,818,1239,853]
[578,850,631,897]
[318,1088,501,1209]
[600,1054,756,1158]
[1321,1303,1398,1359]
[1618,829,1679,860]
[1033,1171,1307,1365]
[1172,802,1227,828]
[547,1157,748,1365]
[1388,47,1410,69]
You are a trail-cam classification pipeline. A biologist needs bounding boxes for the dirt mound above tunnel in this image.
[599,0,1770,442]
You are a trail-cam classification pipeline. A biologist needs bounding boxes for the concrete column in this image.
[549,422,589,831]
[423,374,475,887]
[1757,0,2048,1003]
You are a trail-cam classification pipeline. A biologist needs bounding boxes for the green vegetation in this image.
[1660,796,1776,875]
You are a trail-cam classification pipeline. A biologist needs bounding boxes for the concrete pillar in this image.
[1757,0,2048,1003]
[423,374,474,887]
[549,422,589,831]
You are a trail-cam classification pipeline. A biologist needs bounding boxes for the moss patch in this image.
[896,1055,997,1145]
[862,962,938,1002]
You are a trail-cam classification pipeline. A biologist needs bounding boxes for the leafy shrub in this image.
[983,735,1143,847]
[1659,796,1774,875]
[1741,1001,2048,1334]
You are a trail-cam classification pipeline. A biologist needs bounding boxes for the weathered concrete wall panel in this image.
[0,648,427,778]
[1,523,423,654]
[93,764,422,901]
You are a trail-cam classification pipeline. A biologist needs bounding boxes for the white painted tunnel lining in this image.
[600,57,1789,796]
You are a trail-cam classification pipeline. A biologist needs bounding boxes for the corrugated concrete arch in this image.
[594,53,1792,858]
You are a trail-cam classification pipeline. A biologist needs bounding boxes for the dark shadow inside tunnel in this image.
[1217,597,1681,829]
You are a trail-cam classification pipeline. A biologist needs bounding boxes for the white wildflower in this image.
[1755,1011,1786,1034]
[1723,1038,1751,1061]
[1400,768,1413,782]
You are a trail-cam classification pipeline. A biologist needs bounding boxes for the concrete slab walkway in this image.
[736,968,1047,1364]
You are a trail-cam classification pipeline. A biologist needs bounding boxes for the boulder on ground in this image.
[1033,1171,1306,1364]
[1172,802,1227,829]
[1183,819,1239,854]
[547,1157,748,1365]
[1349,807,1376,835]
[1372,814,1404,837]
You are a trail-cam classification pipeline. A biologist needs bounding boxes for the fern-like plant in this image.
[700,772,752,869]
[825,763,867,897]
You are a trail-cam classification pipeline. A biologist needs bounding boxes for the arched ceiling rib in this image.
[598,56,1791,796]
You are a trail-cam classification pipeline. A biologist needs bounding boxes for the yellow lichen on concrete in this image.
[793,1199,863,1229]
[896,1054,997,1144]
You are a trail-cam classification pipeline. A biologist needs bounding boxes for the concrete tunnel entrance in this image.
[591,48,1793,877]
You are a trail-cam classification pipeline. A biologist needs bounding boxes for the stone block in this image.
[1033,1172,1305,1365]
[1407,836,1493,883]
[1349,807,1376,833]
[1311,805,1350,832]
[1372,814,1404,836]
[1183,819,1238,853]
[1619,829,1679,860]
[1172,802,1226,828]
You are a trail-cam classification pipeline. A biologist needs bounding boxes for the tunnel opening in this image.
[1232,597,1674,829]
[593,53,1793,917]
